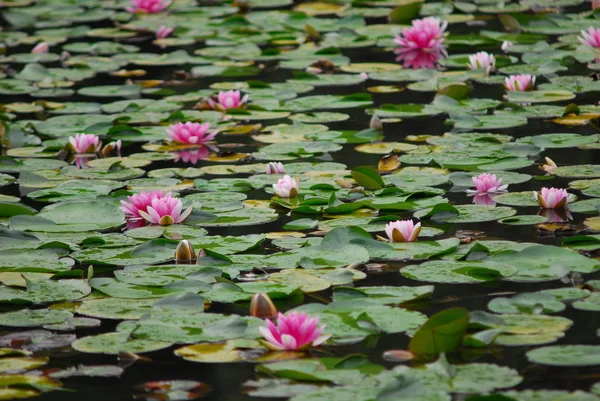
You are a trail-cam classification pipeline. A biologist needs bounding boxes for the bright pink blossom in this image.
[534,187,574,209]
[273,175,299,198]
[156,25,173,39]
[467,173,507,194]
[259,312,329,351]
[32,42,49,54]
[208,90,249,111]
[504,74,535,91]
[579,27,600,48]
[68,133,101,154]
[394,17,448,69]
[266,162,285,175]
[385,220,421,243]
[166,122,217,145]
[138,193,193,226]
[120,190,165,220]
[127,0,171,13]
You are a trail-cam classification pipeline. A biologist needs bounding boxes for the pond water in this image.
[1,0,600,400]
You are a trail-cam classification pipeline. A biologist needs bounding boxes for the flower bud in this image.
[370,115,383,132]
[174,240,195,263]
[249,293,277,319]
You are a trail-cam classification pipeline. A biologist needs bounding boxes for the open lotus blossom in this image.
[208,90,249,111]
[174,147,211,164]
[541,157,557,172]
[138,193,193,226]
[166,122,217,145]
[467,173,508,194]
[504,74,536,91]
[68,133,102,154]
[534,187,574,209]
[385,220,421,242]
[259,312,330,351]
[127,0,171,13]
[32,42,49,54]
[273,175,299,198]
[467,51,495,75]
[473,193,496,207]
[394,17,448,69]
[156,25,173,39]
[266,162,285,175]
[579,27,600,48]
[120,190,165,220]
[501,40,513,53]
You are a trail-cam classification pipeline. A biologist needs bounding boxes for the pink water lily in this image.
[127,0,171,13]
[594,0,600,9]
[273,175,299,198]
[156,25,173,39]
[385,220,421,242]
[534,187,574,209]
[541,157,557,173]
[504,74,535,91]
[579,27,600,48]
[120,190,165,220]
[166,122,217,145]
[138,193,193,226]
[501,41,513,53]
[266,162,285,175]
[467,52,495,75]
[394,17,448,69]
[32,42,49,54]
[208,90,249,111]
[467,173,508,194]
[68,133,102,154]
[259,312,330,351]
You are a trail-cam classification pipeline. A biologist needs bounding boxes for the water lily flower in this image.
[360,72,369,79]
[101,140,122,157]
[68,133,102,154]
[534,187,574,209]
[467,173,508,194]
[385,220,421,243]
[272,175,299,198]
[541,157,557,173]
[156,25,173,39]
[120,190,165,220]
[501,40,513,53]
[60,51,71,61]
[594,0,600,9]
[166,122,217,145]
[259,312,329,351]
[139,193,193,226]
[127,0,171,13]
[467,51,495,75]
[394,17,448,69]
[250,293,278,319]
[32,42,49,54]
[208,90,249,111]
[266,162,285,175]
[579,27,600,48]
[370,115,383,132]
[174,240,196,263]
[472,193,496,207]
[504,74,535,91]
[174,147,211,164]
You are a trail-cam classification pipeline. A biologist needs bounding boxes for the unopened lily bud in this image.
[370,115,383,132]
[250,293,278,319]
[174,240,195,263]
[195,248,207,264]
[101,140,122,157]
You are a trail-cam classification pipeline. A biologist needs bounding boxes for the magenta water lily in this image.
[128,0,171,13]
[385,220,421,243]
[259,312,329,351]
[166,122,217,145]
[468,173,508,194]
[120,190,165,221]
[273,175,299,198]
[534,187,574,209]
[68,133,102,154]
[394,17,448,69]
[208,90,248,111]
[579,27,600,48]
[138,193,193,226]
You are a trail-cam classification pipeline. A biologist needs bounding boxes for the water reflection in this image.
[538,208,573,223]
[71,155,95,169]
[471,193,496,206]
[173,146,214,164]
[394,48,445,69]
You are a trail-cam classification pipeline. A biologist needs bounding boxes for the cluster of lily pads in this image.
[2,0,600,400]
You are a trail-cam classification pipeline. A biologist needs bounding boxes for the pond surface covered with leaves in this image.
[1,0,600,400]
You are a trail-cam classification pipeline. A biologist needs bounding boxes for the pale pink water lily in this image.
[579,27,600,48]
[166,122,217,145]
[120,190,165,220]
[32,42,49,54]
[68,133,102,154]
[501,40,513,53]
[394,17,448,69]
[60,51,71,61]
[138,193,193,226]
[534,187,574,209]
[208,90,249,111]
[594,0,600,9]
[266,162,285,175]
[174,147,211,164]
[273,175,299,198]
[127,0,171,13]
[467,173,508,194]
[360,72,369,79]
[259,312,330,351]
[156,25,173,39]
[541,157,557,172]
[504,74,535,91]
[385,220,421,243]
[473,193,496,207]
[467,51,495,75]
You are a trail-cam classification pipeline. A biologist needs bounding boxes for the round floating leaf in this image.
[526,345,600,367]
[72,331,172,355]
[0,309,72,327]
